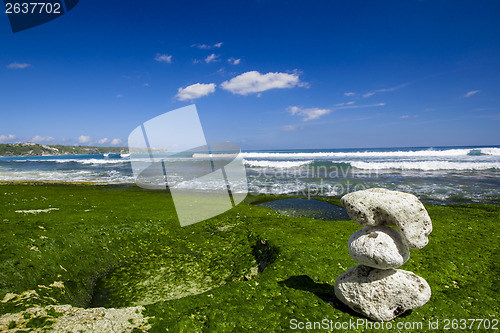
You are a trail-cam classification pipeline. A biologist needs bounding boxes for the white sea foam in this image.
[1,147,499,203]
[0,157,131,165]
[478,148,500,156]
[0,170,134,184]
[244,160,313,168]
[56,159,130,165]
[1,158,129,165]
[349,161,500,171]
[241,147,500,159]
[193,153,238,158]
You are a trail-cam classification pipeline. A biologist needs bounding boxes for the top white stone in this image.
[341,188,432,249]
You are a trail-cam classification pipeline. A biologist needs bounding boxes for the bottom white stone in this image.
[334,265,431,321]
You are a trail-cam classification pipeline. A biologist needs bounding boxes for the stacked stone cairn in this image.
[334,188,433,321]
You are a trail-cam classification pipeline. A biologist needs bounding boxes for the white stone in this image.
[341,188,432,249]
[334,265,431,321]
[348,226,409,269]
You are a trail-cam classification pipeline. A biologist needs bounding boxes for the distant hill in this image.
[0,143,127,157]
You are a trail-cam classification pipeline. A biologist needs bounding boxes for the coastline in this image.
[0,143,127,157]
[2,145,498,205]
[0,180,497,206]
[2,143,499,158]
[0,180,136,186]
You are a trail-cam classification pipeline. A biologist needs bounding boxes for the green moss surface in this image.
[0,183,498,332]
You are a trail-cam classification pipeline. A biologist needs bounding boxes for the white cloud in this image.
[78,135,91,144]
[31,136,55,144]
[400,115,410,119]
[192,44,209,49]
[205,53,220,63]
[344,92,355,97]
[282,125,298,131]
[336,102,386,110]
[228,58,241,65]
[176,83,216,101]
[116,94,123,98]
[221,71,302,96]
[6,62,31,69]
[288,102,385,122]
[98,138,109,144]
[464,90,480,98]
[0,134,16,143]
[363,82,411,98]
[110,138,123,146]
[191,42,223,49]
[154,53,172,63]
[335,101,355,107]
[287,106,332,121]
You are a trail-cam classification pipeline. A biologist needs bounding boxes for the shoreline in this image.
[2,146,498,207]
[2,143,499,158]
[0,143,127,158]
[0,181,498,207]
[0,180,136,186]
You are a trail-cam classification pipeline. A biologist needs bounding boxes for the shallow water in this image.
[1,146,499,204]
[258,198,350,221]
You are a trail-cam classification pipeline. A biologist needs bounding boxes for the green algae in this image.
[0,183,499,332]
[25,315,52,329]
[91,236,263,308]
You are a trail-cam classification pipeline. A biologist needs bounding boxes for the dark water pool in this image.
[258,198,350,221]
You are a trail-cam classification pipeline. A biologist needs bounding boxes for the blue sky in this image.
[1,0,499,150]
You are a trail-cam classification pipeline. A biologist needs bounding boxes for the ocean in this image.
[1,146,499,205]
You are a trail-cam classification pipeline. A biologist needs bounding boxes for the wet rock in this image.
[334,265,431,321]
[348,226,409,269]
[341,188,432,249]
[0,304,150,332]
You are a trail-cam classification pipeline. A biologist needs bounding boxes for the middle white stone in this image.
[348,226,410,269]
